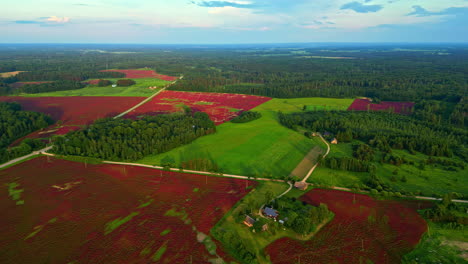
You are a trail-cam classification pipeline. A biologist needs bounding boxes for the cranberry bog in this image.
[101,69,178,81]
[266,189,429,264]
[348,98,414,114]
[0,156,255,263]
[128,90,271,125]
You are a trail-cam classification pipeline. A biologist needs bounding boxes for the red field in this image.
[266,189,430,264]
[0,157,255,263]
[348,99,414,114]
[0,96,143,129]
[128,90,271,125]
[101,69,178,81]
[85,79,101,85]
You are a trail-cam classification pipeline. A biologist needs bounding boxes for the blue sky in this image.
[1,0,467,43]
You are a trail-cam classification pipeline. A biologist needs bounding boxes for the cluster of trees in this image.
[423,194,467,226]
[231,111,262,123]
[269,197,333,235]
[0,138,47,163]
[322,157,374,173]
[211,228,257,263]
[0,102,53,148]
[279,111,467,160]
[53,112,216,161]
[116,79,136,87]
[414,99,468,128]
[425,157,465,170]
[0,102,53,162]
[18,80,85,94]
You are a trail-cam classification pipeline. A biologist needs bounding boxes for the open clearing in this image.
[266,188,430,264]
[0,71,25,78]
[137,97,351,179]
[20,78,171,97]
[310,142,468,197]
[0,156,254,263]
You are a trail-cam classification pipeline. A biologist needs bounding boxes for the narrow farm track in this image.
[101,160,285,182]
[113,76,183,119]
[301,134,330,183]
[98,160,468,204]
[0,146,52,169]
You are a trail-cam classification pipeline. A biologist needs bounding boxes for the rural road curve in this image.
[114,75,183,119]
[0,146,53,169]
[301,134,330,183]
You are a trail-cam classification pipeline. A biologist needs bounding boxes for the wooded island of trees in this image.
[53,111,216,161]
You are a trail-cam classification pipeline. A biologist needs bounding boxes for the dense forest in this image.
[19,80,85,94]
[0,102,53,163]
[279,111,468,160]
[1,44,467,101]
[53,112,216,161]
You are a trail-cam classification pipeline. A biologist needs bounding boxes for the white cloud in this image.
[45,16,71,23]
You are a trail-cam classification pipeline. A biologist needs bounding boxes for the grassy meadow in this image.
[310,142,468,197]
[21,78,170,97]
[137,97,353,179]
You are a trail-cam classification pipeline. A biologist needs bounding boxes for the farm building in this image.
[331,138,338,144]
[243,215,256,227]
[294,182,308,191]
[263,207,279,219]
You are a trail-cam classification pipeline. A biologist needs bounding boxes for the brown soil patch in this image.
[443,241,468,260]
[289,146,323,179]
[0,71,26,78]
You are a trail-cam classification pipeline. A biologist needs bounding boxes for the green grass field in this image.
[20,78,170,97]
[137,98,353,178]
[403,222,467,263]
[310,142,468,197]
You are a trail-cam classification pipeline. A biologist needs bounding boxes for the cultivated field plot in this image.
[266,189,429,264]
[0,156,254,264]
[23,78,171,97]
[101,69,178,81]
[128,90,271,125]
[137,98,347,179]
[348,98,414,114]
[0,96,144,137]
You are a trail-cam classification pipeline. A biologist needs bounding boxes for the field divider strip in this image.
[301,134,330,183]
[113,75,183,119]
[101,160,284,182]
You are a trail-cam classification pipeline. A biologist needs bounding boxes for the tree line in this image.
[278,111,467,160]
[53,112,216,161]
[1,45,467,101]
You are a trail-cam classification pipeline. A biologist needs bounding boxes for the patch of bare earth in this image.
[289,145,323,179]
[443,241,468,260]
[0,71,26,78]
